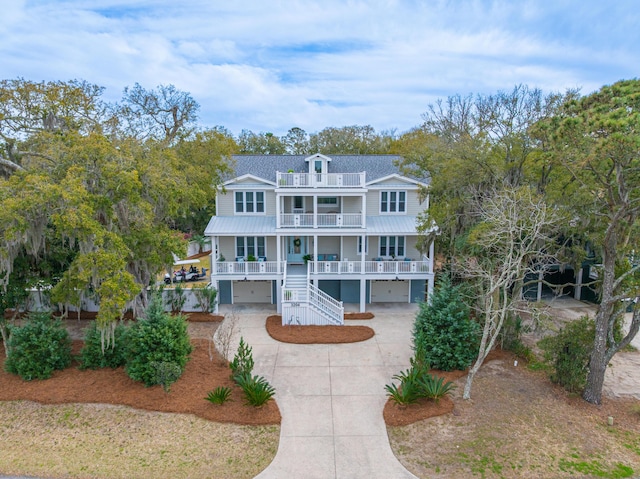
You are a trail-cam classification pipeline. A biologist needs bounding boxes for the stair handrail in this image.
[308,281,344,325]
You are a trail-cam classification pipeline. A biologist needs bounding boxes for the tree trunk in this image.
[583,227,617,405]
[463,359,482,399]
[582,312,608,404]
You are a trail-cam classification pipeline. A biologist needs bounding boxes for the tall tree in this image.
[282,127,310,154]
[0,78,106,176]
[0,79,232,341]
[237,130,286,154]
[544,79,640,405]
[459,187,561,399]
[308,125,394,154]
[396,86,573,257]
[114,83,199,143]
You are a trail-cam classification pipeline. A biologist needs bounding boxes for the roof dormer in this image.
[305,153,332,175]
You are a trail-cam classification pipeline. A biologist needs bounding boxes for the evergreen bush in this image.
[125,294,192,387]
[79,321,127,370]
[539,316,594,393]
[413,276,479,371]
[5,313,72,380]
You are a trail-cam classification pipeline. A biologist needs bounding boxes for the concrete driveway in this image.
[219,304,419,479]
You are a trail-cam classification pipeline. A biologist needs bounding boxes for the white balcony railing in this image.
[277,172,365,188]
[308,260,430,275]
[214,261,281,275]
[212,260,430,276]
[279,213,363,228]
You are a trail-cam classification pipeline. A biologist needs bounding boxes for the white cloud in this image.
[1,0,639,135]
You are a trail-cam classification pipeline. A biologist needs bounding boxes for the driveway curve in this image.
[220,304,419,479]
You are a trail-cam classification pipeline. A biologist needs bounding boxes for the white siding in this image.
[342,196,363,214]
[406,190,427,216]
[316,236,340,257]
[265,190,277,215]
[217,191,235,216]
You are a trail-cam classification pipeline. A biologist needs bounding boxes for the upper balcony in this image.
[277,172,366,188]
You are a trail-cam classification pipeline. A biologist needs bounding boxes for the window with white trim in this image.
[379,236,405,257]
[358,236,368,254]
[380,191,406,213]
[235,191,265,213]
[236,237,266,258]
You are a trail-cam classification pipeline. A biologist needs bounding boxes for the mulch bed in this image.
[265,315,375,344]
[344,312,374,320]
[186,312,225,322]
[383,369,466,426]
[382,349,512,426]
[0,339,281,426]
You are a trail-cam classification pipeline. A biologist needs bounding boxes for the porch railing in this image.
[279,213,363,228]
[214,261,281,275]
[277,172,365,188]
[308,282,344,325]
[308,260,430,275]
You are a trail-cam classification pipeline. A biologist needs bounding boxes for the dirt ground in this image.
[389,355,640,478]
[388,298,640,478]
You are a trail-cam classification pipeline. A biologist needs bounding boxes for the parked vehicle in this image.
[164,266,207,284]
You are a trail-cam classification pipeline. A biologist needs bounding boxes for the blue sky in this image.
[2,0,638,136]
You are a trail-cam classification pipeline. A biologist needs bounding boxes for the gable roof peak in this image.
[304,153,332,162]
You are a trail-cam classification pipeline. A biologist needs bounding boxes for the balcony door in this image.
[287,236,307,264]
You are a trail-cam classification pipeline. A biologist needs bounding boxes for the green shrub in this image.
[384,380,421,405]
[151,361,182,393]
[500,314,535,362]
[205,386,233,405]
[418,374,456,402]
[234,372,276,407]
[413,275,479,371]
[166,284,186,313]
[125,294,193,387]
[79,321,127,370]
[192,283,218,313]
[538,316,595,394]
[230,337,254,379]
[5,313,72,380]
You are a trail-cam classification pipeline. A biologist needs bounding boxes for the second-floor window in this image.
[236,237,266,258]
[235,191,265,213]
[379,236,405,257]
[380,191,406,213]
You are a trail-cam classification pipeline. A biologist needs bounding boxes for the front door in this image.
[287,236,306,264]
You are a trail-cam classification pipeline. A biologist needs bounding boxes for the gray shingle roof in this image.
[225,154,429,185]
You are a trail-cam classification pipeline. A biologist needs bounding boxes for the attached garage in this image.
[232,281,272,303]
[370,280,409,303]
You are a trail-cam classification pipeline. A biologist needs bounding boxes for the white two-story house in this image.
[204,153,435,325]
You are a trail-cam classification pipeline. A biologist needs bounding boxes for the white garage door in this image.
[370,280,409,303]
[233,281,272,303]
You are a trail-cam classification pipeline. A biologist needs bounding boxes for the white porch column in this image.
[361,192,367,228]
[276,234,282,274]
[360,234,366,274]
[276,234,282,313]
[360,278,366,313]
[313,195,318,228]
